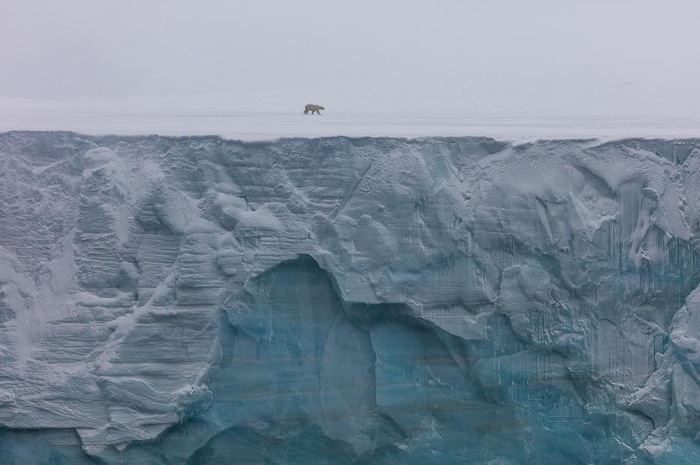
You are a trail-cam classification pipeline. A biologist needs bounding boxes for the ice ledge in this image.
[1,132,700,463]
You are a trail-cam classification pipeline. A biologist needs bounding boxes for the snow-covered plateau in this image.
[2,96,700,140]
[2,131,700,464]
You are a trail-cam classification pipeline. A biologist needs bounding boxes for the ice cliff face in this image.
[1,132,700,464]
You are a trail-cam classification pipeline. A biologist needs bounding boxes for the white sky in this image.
[1,0,699,117]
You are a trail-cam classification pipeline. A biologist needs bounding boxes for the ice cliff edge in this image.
[1,132,700,464]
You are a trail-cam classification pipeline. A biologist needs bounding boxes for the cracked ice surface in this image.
[1,132,700,464]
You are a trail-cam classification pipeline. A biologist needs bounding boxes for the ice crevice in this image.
[1,133,700,463]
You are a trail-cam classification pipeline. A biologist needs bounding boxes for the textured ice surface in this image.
[1,132,700,464]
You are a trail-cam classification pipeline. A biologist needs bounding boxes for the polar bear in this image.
[304,104,325,115]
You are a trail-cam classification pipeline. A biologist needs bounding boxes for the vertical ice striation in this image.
[0,133,699,464]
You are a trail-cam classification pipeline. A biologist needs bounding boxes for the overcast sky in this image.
[1,0,699,117]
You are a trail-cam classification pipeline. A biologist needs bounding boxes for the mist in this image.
[1,0,698,117]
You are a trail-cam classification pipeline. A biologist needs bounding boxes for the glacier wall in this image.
[1,132,700,464]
